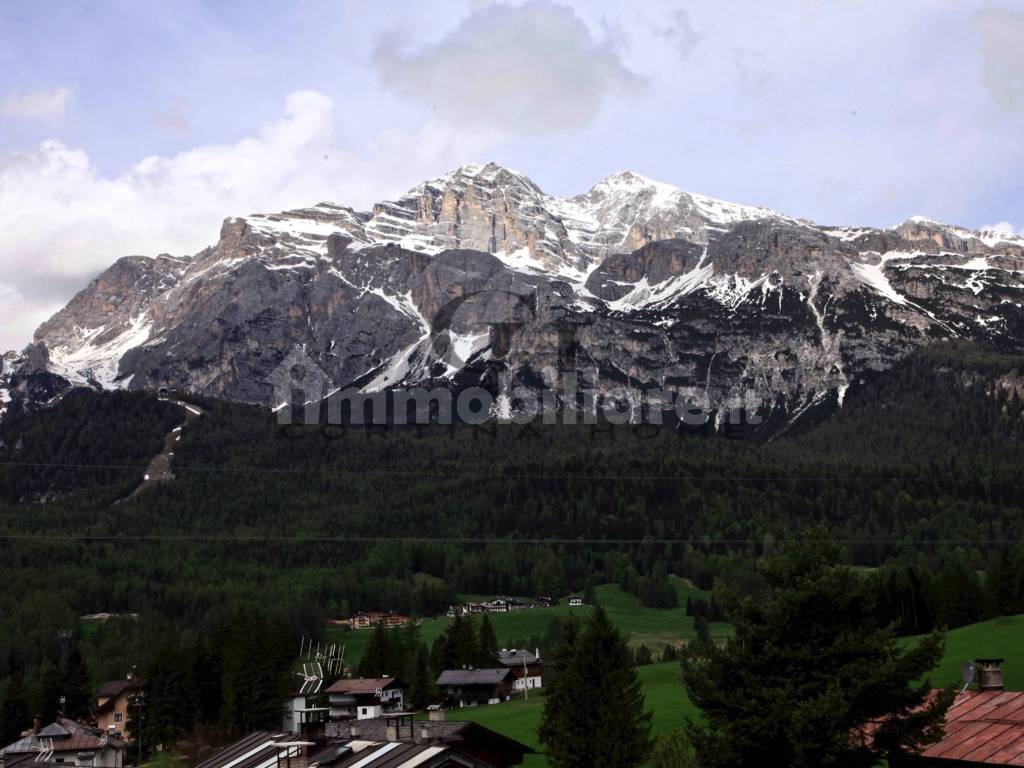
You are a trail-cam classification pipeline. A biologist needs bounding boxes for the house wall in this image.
[442,684,512,706]
[95,697,131,739]
[511,675,543,691]
[356,704,382,720]
[52,746,123,768]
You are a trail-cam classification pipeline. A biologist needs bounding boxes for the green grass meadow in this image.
[326,578,1022,767]
[325,577,730,669]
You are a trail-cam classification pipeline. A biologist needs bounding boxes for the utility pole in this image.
[128,691,146,766]
[523,653,529,701]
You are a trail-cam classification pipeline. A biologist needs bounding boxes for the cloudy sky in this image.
[1,0,1022,350]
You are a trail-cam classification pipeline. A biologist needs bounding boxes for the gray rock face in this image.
[7,164,1024,428]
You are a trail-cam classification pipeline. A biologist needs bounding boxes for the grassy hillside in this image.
[922,614,1024,689]
[419,613,1024,767]
[326,577,731,667]
[446,661,696,768]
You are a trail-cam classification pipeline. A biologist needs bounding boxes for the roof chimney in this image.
[419,725,430,744]
[976,658,1005,691]
[349,722,360,740]
[385,723,398,742]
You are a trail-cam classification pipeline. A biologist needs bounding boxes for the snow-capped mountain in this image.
[4,162,1023,427]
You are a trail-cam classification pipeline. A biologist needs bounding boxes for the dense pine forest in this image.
[1,341,1023,740]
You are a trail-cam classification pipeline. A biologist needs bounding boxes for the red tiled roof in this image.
[2,718,125,757]
[920,690,1024,764]
[325,678,399,695]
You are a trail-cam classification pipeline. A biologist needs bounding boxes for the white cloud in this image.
[1,86,73,123]
[0,89,499,351]
[371,1,645,135]
[981,221,1020,236]
[652,9,702,61]
[972,5,1024,113]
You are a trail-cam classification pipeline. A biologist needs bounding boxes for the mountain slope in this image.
[4,162,1023,426]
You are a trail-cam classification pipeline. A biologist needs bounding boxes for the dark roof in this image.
[918,689,1024,763]
[326,677,402,695]
[1,719,125,757]
[437,669,513,686]
[325,719,533,761]
[327,742,454,768]
[96,679,142,699]
[497,650,537,667]
[308,742,354,768]
[193,732,291,768]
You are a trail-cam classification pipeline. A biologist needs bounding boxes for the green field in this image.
[439,661,696,768]
[326,577,731,668]
[917,613,1024,690]
[412,611,1024,767]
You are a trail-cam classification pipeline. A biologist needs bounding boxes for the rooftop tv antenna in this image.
[34,738,54,763]
[299,636,345,676]
[297,661,323,695]
[960,660,976,694]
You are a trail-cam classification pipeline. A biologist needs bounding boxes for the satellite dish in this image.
[962,661,976,686]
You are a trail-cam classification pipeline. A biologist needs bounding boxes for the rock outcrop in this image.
[5,162,1023,429]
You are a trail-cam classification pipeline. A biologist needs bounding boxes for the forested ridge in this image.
[1,341,1023,739]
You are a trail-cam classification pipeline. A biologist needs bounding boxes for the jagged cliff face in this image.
[4,162,1024,428]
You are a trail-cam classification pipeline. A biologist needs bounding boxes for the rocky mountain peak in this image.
[6,164,1023,432]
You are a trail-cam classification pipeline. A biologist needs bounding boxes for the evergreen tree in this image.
[985,548,1024,617]
[477,616,499,668]
[60,643,92,720]
[219,613,290,734]
[408,645,436,709]
[1,675,30,744]
[682,533,954,768]
[660,644,678,663]
[693,615,710,645]
[37,658,61,723]
[358,623,389,678]
[634,644,653,666]
[144,643,197,748]
[539,607,652,768]
[647,730,696,768]
[436,615,479,671]
[537,615,580,754]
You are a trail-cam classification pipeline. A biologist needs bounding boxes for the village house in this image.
[282,691,330,734]
[344,612,411,629]
[497,650,543,692]
[447,598,525,617]
[0,719,126,768]
[567,593,584,607]
[326,678,405,720]
[436,669,516,707]
[350,612,384,629]
[866,659,1024,766]
[94,678,144,740]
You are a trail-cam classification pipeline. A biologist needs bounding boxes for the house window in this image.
[114,713,123,723]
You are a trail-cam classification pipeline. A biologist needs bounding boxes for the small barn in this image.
[436,669,516,707]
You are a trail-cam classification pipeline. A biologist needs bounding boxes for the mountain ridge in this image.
[3,162,1023,427]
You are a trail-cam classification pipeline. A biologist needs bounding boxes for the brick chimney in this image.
[976,658,1005,691]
